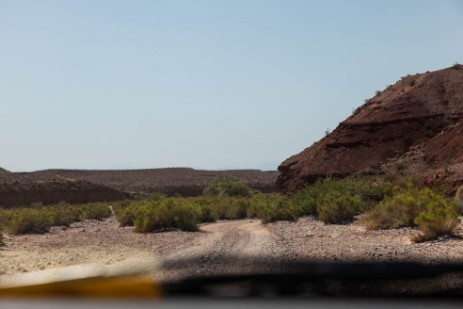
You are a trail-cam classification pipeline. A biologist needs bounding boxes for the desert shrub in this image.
[250,194,297,223]
[289,187,319,217]
[454,186,463,214]
[2,208,54,235]
[0,202,113,235]
[360,184,459,241]
[149,192,167,201]
[195,199,217,223]
[0,210,12,228]
[361,186,427,230]
[171,201,201,231]
[113,201,137,226]
[133,206,157,233]
[51,204,82,226]
[203,175,253,197]
[0,228,4,247]
[288,177,392,223]
[317,193,365,224]
[224,198,250,219]
[185,197,217,222]
[133,198,201,233]
[133,200,176,233]
[80,203,112,220]
[313,177,389,204]
[205,196,250,220]
[414,199,460,242]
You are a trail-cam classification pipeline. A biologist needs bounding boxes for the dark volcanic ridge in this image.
[0,168,278,208]
[278,64,463,192]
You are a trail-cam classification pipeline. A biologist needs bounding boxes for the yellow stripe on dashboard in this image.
[0,276,160,298]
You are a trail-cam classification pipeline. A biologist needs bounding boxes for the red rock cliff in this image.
[278,65,463,192]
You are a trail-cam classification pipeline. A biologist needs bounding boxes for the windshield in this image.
[1,0,463,300]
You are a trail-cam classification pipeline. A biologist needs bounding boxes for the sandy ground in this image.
[1,216,463,284]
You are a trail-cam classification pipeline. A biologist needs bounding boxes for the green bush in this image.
[171,202,201,231]
[361,186,433,230]
[454,185,463,214]
[51,202,82,227]
[414,199,459,242]
[317,193,365,224]
[250,194,297,223]
[80,203,112,220]
[0,228,4,247]
[0,202,113,235]
[224,198,250,220]
[203,175,253,197]
[361,185,460,241]
[2,208,54,235]
[198,202,217,223]
[131,198,201,233]
[113,200,137,227]
[287,177,391,224]
[289,187,318,217]
[204,196,250,220]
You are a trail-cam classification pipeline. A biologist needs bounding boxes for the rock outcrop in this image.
[278,64,463,192]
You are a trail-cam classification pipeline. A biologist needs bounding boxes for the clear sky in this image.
[1,0,462,172]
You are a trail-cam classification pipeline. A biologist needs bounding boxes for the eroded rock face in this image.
[278,65,463,192]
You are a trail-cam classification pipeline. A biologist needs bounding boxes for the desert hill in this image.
[0,179,129,208]
[278,64,463,192]
[0,168,278,207]
[16,168,278,195]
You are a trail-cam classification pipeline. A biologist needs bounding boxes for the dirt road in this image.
[161,220,283,279]
[2,216,463,284]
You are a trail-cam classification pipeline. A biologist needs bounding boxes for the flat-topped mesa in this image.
[278,64,463,192]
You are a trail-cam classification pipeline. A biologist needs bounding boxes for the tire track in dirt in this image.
[160,219,281,280]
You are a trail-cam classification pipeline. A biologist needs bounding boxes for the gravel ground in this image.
[0,217,201,277]
[1,215,463,292]
[267,216,463,264]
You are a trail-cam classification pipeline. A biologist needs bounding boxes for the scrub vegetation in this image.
[0,202,111,235]
[360,182,461,241]
[0,228,4,247]
[0,176,460,243]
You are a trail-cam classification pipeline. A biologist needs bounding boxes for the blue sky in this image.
[1,0,462,172]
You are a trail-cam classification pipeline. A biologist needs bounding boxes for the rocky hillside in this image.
[278,64,463,192]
